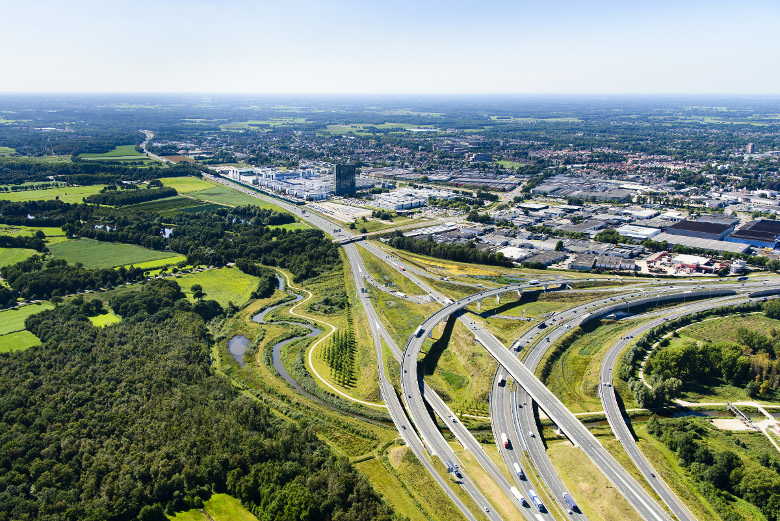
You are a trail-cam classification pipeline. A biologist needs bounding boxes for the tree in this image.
[764,299,780,320]
[555,240,564,251]
[191,284,205,301]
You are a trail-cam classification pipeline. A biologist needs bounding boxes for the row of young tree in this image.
[323,301,356,387]
[0,280,394,520]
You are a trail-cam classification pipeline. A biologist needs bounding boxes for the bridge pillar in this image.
[477,299,482,311]
[517,290,522,297]
[496,294,501,305]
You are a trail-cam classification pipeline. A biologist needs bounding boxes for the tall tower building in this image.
[747,143,755,154]
[334,164,356,196]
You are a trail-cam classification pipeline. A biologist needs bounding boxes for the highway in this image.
[207,173,494,521]
[201,172,780,521]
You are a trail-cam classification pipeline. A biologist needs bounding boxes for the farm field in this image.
[0,303,53,336]
[188,185,284,210]
[0,184,105,203]
[0,147,15,156]
[0,330,42,353]
[129,255,188,270]
[157,176,217,193]
[49,238,180,269]
[0,224,65,238]
[78,144,151,161]
[168,493,258,521]
[129,196,226,216]
[0,247,37,269]
[174,267,259,307]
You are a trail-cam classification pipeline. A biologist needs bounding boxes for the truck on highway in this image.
[513,462,525,480]
[528,279,539,285]
[563,493,578,513]
[528,489,544,512]
[510,487,527,506]
[501,432,510,449]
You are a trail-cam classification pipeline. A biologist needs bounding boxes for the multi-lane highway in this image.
[205,173,780,521]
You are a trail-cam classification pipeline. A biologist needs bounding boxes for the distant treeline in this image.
[387,233,512,267]
[0,160,202,186]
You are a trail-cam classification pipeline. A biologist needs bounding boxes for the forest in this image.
[0,280,394,521]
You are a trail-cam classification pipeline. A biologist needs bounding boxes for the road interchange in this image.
[209,173,780,521]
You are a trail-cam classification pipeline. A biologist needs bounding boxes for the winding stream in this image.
[230,275,322,397]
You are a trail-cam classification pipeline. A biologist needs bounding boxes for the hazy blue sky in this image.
[1,0,778,94]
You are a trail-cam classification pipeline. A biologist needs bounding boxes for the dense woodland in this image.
[0,281,393,521]
[649,417,780,521]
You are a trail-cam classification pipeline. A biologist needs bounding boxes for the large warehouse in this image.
[727,220,780,248]
[665,219,735,241]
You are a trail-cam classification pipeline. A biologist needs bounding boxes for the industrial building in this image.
[615,224,661,240]
[665,219,734,241]
[727,220,780,248]
[651,232,751,254]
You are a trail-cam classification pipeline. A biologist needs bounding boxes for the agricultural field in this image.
[157,176,217,193]
[49,238,181,269]
[0,184,105,203]
[78,144,151,162]
[168,494,257,521]
[129,196,226,216]
[0,247,37,269]
[188,185,284,210]
[0,224,65,239]
[0,330,42,353]
[174,267,259,307]
[0,303,52,353]
[0,147,15,156]
[0,303,53,336]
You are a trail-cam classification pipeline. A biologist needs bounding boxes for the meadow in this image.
[168,493,258,521]
[78,144,151,162]
[88,311,122,327]
[0,303,54,336]
[157,176,217,193]
[188,185,283,210]
[49,238,180,269]
[0,247,37,269]
[0,330,42,353]
[0,184,105,203]
[174,267,259,307]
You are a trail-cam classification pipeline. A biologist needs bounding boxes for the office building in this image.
[334,164,356,196]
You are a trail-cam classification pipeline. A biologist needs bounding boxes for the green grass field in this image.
[157,176,217,193]
[682,314,780,343]
[0,147,15,157]
[0,247,38,269]
[88,312,122,327]
[168,494,258,521]
[188,186,284,211]
[0,330,42,353]
[174,267,259,307]
[49,238,181,269]
[0,184,105,204]
[542,318,645,413]
[0,303,53,336]
[129,196,226,216]
[128,255,188,270]
[78,144,150,162]
[0,224,66,238]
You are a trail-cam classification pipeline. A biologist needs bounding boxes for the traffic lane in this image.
[474,329,672,521]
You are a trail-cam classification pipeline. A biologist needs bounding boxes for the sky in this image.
[0,0,778,94]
